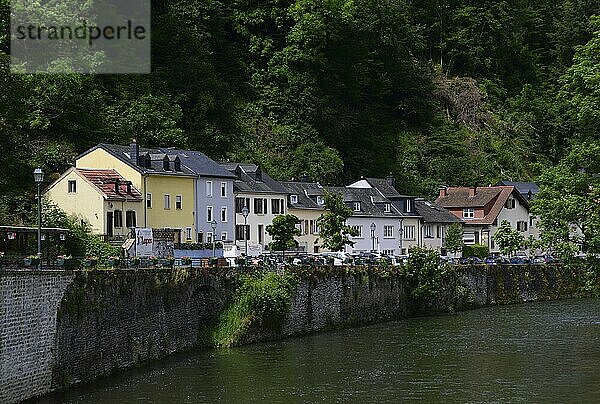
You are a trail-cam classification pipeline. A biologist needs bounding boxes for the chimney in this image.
[114,179,121,195]
[130,139,139,166]
[469,186,477,197]
[386,172,396,187]
[527,190,532,200]
[439,187,447,198]
[126,182,132,194]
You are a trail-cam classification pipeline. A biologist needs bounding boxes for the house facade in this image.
[436,186,538,254]
[44,168,143,238]
[347,176,422,255]
[221,163,289,256]
[281,181,326,253]
[413,198,462,252]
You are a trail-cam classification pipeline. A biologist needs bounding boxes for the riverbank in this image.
[1,262,598,404]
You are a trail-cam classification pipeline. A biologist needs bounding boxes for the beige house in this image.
[45,168,143,238]
[281,181,326,253]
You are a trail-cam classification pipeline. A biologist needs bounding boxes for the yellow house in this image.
[45,168,143,238]
[75,142,197,243]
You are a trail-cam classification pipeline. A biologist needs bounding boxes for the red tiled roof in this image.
[435,186,516,225]
[76,169,143,201]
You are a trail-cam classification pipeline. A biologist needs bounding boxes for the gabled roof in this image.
[325,186,402,218]
[280,181,326,210]
[348,177,410,198]
[220,162,288,194]
[77,169,143,201]
[436,186,529,225]
[77,143,235,178]
[414,199,461,224]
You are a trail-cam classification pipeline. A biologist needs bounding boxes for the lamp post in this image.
[241,205,249,257]
[33,168,44,270]
[399,219,404,256]
[370,222,376,252]
[211,219,217,258]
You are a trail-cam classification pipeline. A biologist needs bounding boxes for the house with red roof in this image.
[436,185,538,254]
[45,168,143,239]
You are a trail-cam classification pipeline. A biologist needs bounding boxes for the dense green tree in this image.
[266,214,301,256]
[493,220,526,257]
[317,191,358,252]
[445,223,464,257]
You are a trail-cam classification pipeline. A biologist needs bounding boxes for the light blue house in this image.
[159,148,236,244]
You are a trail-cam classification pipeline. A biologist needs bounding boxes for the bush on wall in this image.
[462,244,489,258]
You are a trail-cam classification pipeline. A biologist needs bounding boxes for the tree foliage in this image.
[445,223,464,256]
[493,220,526,257]
[317,191,358,252]
[266,214,301,254]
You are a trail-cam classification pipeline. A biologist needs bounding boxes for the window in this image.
[258,225,264,244]
[505,198,516,209]
[113,210,123,228]
[383,250,395,256]
[436,225,444,239]
[403,225,415,240]
[207,206,213,222]
[384,225,394,238]
[221,182,227,197]
[310,220,317,234]
[197,232,204,243]
[384,203,391,213]
[236,197,250,213]
[353,202,361,212]
[406,199,412,213]
[164,194,171,210]
[175,195,182,210]
[272,199,284,214]
[221,232,228,241]
[517,221,528,232]
[221,207,227,222]
[254,198,267,214]
[352,225,363,238]
[207,232,213,243]
[125,211,136,228]
[530,216,535,226]
[463,232,476,245]
[146,193,152,209]
[236,225,250,241]
[68,180,76,193]
[290,195,298,204]
[206,181,213,197]
[185,227,192,240]
[317,196,325,205]
[463,208,475,218]
[424,224,433,238]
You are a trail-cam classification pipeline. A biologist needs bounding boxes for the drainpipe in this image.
[194,176,198,241]
[143,174,148,227]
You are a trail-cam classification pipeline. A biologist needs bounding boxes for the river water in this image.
[41,299,600,403]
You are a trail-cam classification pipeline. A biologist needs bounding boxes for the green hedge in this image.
[462,244,489,258]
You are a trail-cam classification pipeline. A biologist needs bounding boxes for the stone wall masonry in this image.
[0,264,589,404]
[0,271,75,404]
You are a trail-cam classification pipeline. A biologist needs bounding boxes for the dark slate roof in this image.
[497,181,539,201]
[220,163,288,194]
[158,148,236,178]
[325,186,403,218]
[414,199,461,224]
[364,177,402,198]
[77,169,143,201]
[280,181,326,210]
[78,144,235,178]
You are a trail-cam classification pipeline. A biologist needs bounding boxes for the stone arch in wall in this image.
[187,283,226,332]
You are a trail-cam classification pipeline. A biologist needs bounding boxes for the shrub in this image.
[462,244,489,258]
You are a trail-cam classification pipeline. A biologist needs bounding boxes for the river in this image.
[39,299,600,403]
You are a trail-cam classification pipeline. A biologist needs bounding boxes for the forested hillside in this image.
[0,0,598,223]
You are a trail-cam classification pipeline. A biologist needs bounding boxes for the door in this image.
[258,225,264,245]
[106,212,114,237]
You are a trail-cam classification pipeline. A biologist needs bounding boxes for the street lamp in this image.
[398,219,404,255]
[370,222,376,252]
[211,219,217,258]
[33,168,44,270]
[241,205,249,257]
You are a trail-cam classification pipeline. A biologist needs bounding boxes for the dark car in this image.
[509,256,530,264]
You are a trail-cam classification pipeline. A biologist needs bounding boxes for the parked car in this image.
[509,256,530,264]
[484,256,509,265]
[458,256,484,265]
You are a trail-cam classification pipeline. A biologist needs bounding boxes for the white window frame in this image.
[207,232,213,243]
[383,225,394,238]
[164,194,171,210]
[185,227,192,240]
[463,208,475,218]
[406,199,412,212]
[146,193,152,209]
[68,180,76,193]
[175,195,182,210]
[403,225,415,240]
[424,224,433,238]
[221,207,227,222]
[221,232,228,241]
[221,182,227,197]
[207,206,213,222]
[206,181,213,197]
[352,225,363,238]
[317,196,325,205]
[384,203,391,213]
[353,202,361,212]
[290,195,298,204]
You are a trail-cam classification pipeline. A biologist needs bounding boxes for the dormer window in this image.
[384,203,391,213]
[353,202,361,212]
[405,199,412,213]
[505,198,516,209]
[463,208,475,218]
[163,158,170,171]
[174,159,181,172]
[317,196,325,205]
[290,195,298,204]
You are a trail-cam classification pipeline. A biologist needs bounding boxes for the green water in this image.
[41,299,600,403]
